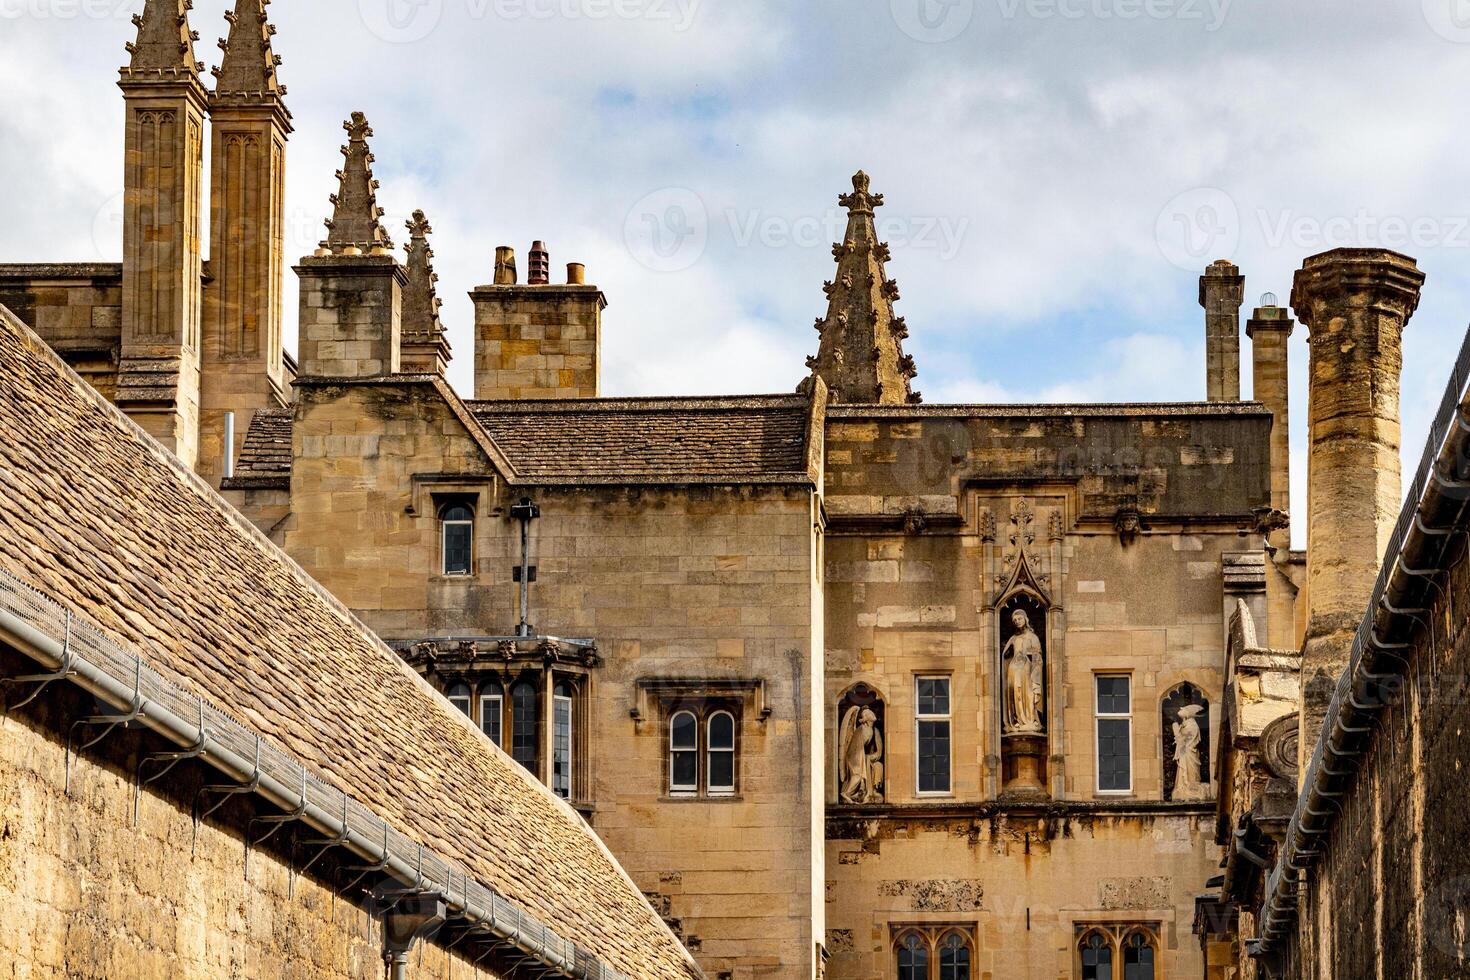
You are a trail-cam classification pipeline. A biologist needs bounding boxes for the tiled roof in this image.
[227,394,818,488]
[223,405,292,489]
[468,395,815,484]
[0,306,702,980]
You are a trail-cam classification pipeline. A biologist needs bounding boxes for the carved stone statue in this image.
[1002,608,1044,734]
[1172,704,1206,800]
[838,705,885,803]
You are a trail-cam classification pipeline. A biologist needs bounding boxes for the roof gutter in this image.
[0,568,627,980]
[1254,325,1470,956]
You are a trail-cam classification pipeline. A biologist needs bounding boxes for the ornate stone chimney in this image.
[116,0,209,465]
[1291,248,1424,773]
[198,0,292,486]
[400,210,451,375]
[470,243,604,400]
[294,112,403,378]
[802,171,919,405]
[1200,259,1244,402]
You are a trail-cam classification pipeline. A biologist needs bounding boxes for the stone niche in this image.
[999,586,1050,799]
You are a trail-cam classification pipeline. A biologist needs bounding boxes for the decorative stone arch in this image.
[1162,682,1212,801]
[836,682,886,804]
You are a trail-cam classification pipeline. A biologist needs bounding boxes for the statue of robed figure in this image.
[1002,608,1045,734]
[838,705,884,803]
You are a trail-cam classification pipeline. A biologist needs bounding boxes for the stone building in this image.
[10,4,1466,980]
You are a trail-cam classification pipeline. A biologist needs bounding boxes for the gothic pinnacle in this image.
[800,171,920,405]
[212,0,288,103]
[403,209,446,339]
[123,0,203,77]
[319,112,394,256]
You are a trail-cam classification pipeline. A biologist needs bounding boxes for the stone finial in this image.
[403,210,444,334]
[529,241,550,285]
[319,112,394,256]
[800,170,919,405]
[123,0,204,77]
[211,0,288,102]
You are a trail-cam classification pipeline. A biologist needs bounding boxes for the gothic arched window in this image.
[478,678,503,746]
[1079,931,1113,980]
[669,710,699,794]
[937,931,972,980]
[707,710,736,795]
[897,932,929,980]
[1121,931,1155,980]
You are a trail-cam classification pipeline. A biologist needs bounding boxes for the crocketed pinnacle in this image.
[319,112,394,256]
[801,171,920,405]
[212,0,288,103]
[403,210,446,340]
[123,0,203,78]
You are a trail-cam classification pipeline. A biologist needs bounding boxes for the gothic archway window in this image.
[511,678,540,774]
[837,683,885,803]
[1162,683,1211,801]
[1079,931,1113,980]
[478,678,503,746]
[897,932,929,980]
[938,931,972,980]
[1121,931,1155,980]
[446,681,472,718]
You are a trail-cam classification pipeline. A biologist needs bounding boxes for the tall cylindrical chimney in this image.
[1200,259,1245,402]
[494,246,518,285]
[1246,295,1295,650]
[1291,247,1424,776]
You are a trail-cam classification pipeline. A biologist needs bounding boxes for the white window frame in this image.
[553,686,575,800]
[446,683,472,718]
[1094,673,1133,795]
[914,675,953,797]
[478,687,503,747]
[440,506,474,577]
[706,710,737,797]
[669,709,700,796]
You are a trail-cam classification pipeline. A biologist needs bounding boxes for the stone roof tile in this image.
[0,305,701,980]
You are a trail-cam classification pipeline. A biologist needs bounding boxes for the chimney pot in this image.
[567,262,585,285]
[529,241,550,285]
[494,246,518,285]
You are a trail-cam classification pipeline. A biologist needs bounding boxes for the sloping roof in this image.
[227,394,818,488]
[467,395,814,484]
[0,305,702,980]
[223,405,292,489]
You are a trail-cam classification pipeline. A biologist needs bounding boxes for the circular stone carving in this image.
[1260,714,1300,781]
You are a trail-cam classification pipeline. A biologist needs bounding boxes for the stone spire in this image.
[802,171,919,405]
[400,210,452,374]
[212,0,287,102]
[123,0,204,78]
[318,112,394,256]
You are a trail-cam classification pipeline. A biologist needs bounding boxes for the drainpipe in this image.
[510,497,541,637]
[382,892,447,980]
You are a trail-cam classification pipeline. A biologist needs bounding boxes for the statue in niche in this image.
[1163,685,1211,801]
[1002,606,1045,735]
[838,685,885,803]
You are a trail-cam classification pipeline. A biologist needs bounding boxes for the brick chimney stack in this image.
[471,242,604,400]
[1200,259,1245,402]
[1246,294,1295,649]
[1291,247,1424,776]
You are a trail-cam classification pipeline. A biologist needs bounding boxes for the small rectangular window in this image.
[479,691,502,747]
[511,680,540,775]
[1096,674,1133,793]
[915,676,952,795]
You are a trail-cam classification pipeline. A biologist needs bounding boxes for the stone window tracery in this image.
[1074,924,1159,980]
[891,926,974,980]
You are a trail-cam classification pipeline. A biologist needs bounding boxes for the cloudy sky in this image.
[4,0,1470,542]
